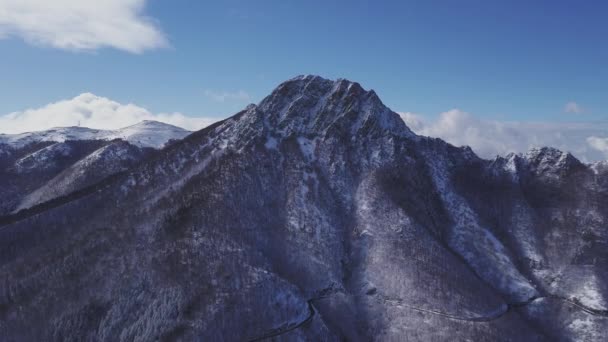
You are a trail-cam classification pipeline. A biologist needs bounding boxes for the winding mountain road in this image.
[246,290,607,341]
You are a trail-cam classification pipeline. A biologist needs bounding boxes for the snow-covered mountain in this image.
[14,140,149,212]
[0,120,191,149]
[0,76,606,341]
[0,121,190,215]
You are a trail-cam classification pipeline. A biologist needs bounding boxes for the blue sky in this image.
[0,0,607,160]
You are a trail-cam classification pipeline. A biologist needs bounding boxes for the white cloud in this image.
[0,0,167,53]
[398,112,425,132]
[399,110,608,162]
[0,93,218,134]
[204,90,252,103]
[564,101,583,114]
[587,136,608,154]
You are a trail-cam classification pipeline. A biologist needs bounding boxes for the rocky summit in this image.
[1,75,607,341]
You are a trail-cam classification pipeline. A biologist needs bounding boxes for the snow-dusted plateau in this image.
[1,76,606,341]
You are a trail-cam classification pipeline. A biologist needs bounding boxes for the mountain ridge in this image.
[0,120,190,149]
[0,120,191,215]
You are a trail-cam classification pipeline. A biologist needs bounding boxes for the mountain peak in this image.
[513,147,585,178]
[276,75,368,100]
[257,75,413,137]
[524,147,580,165]
[122,120,187,131]
[135,119,178,126]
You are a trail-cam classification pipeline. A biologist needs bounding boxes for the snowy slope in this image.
[15,141,148,211]
[0,121,188,215]
[0,120,191,149]
[0,121,188,214]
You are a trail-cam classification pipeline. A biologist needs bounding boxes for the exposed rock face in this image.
[0,76,606,341]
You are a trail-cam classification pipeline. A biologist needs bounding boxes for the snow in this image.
[0,127,102,148]
[14,142,141,211]
[504,154,519,174]
[522,147,580,177]
[107,121,190,148]
[14,142,72,172]
[423,148,538,302]
[3,74,608,341]
[0,120,190,149]
[571,275,607,311]
[258,75,415,139]
[590,160,608,174]
[569,317,593,332]
[566,315,605,341]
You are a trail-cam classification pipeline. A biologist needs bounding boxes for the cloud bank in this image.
[0,0,167,53]
[587,136,608,155]
[400,110,608,162]
[0,93,217,134]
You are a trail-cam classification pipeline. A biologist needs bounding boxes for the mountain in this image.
[0,76,606,341]
[0,120,190,149]
[0,121,190,215]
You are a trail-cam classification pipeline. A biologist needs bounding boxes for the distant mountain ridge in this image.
[0,76,606,341]
[0,120,191,215]
[0,120,191,149]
